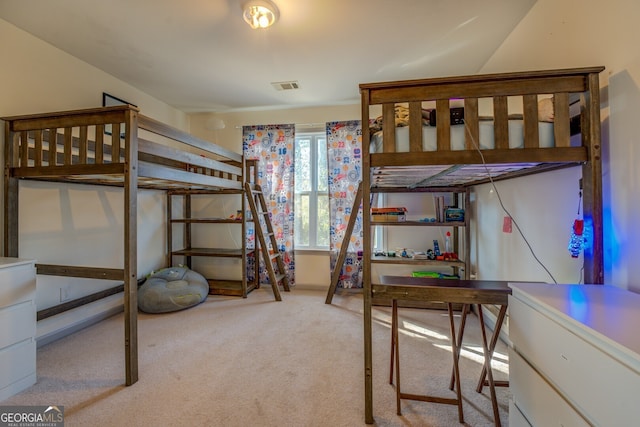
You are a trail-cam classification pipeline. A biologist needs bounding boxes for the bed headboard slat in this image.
[382,103,396,152]
[79,126,89,164]
[464,98,479,150]
[493,96,509,149]
[63,128,72,165]
[95,126,105,164]
[554,93,571,147]
[435,99,451,151]
[408,101,422,152]
[33,129,43,167]
[523,94,539,148]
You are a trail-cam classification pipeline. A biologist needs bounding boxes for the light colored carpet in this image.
[2,288,510,426]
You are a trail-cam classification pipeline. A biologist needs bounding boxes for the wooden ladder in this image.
[244,182,291,301]
[325,181,363,304]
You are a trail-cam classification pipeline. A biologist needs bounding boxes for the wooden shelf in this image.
[171,247,251,258]
[371,297,462,311]
[371,220,465,227]
[168,189,244,196]
[170,218,243,224]
[167,181,259,298]
[371,255,465,268]
[207,278,258,296]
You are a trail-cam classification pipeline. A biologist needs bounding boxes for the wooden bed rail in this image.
[3,105,243,189]
[361,66,605,165]
[137,114,241,164]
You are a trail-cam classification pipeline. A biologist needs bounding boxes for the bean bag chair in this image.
[138,266,209,313]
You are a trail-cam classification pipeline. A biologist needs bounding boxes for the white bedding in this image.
[370,120,555,153]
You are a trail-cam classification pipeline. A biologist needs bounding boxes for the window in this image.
[294,132,329,249]
[372,193,386,254]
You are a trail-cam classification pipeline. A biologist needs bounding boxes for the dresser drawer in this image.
[0,301,36,349]
[509,296,640,425]
[509,348,588,426]
[0,338,36,391]
[508,399,531,427]
[0,261,36,307]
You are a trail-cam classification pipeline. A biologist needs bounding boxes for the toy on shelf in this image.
[228,210,243,220]
[433,239,441,256]
[435,232,458,260]
[412,271,459,279]
[444,207,465,222]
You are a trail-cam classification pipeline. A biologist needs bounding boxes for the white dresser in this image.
[508,282,640,426]
[0,257,36,401]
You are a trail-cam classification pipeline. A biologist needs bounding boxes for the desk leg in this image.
[390,300,397,385]
[393,300,465,421]
[477,305,502,427]
[393,300,402,415]
[476,304,508,393]
[448,303,464,424]
[449,304,469,391]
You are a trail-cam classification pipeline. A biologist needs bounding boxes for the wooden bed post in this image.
[124,108,139,385]
[3,125,19,257]
[361,89,374,424]
[581,71,604,284]
[166,192,173,268]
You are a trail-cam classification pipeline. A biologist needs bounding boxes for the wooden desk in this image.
[375,276,511,426]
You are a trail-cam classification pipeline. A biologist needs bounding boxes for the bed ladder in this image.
[244,182,291,301]
[325,181,363,304]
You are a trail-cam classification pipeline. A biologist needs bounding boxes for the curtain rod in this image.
[235,122,325,129]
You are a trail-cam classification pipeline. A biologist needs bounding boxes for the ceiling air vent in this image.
[271,80,300,91]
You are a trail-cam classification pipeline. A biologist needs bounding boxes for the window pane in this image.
[294,193,309,246]
[317,137,328,192]
[316,193,330,247]
[295,138,311,192]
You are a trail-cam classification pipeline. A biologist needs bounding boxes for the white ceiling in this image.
[0,0,536,113]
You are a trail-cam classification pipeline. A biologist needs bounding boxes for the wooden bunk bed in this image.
[2,104,246,386]
[359,66,605,423]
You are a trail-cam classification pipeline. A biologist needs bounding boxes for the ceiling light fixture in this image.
[243,0,279,29]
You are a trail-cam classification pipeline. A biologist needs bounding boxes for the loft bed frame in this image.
[359,66,605,423]
[2,105,245,386]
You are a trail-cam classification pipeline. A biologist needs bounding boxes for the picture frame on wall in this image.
[102,92,136,135]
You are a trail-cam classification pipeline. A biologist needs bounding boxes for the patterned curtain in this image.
[327,120,363,288]
[243,124,295,286]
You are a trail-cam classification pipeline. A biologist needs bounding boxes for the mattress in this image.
[370,120,555,153]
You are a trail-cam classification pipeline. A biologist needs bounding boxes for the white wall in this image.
[476,0,640,292]
[471,167,583,283]
[189,105,361,153]
[0,19,190,341]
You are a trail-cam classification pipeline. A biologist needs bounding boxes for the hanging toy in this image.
[568,219,585,258]
[568,186,586,258]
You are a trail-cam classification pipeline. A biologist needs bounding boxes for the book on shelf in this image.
[371,207,407,222]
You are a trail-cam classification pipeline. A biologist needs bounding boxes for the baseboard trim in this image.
[36,299,124,348]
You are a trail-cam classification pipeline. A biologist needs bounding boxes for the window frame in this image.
[294,131,329,250]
